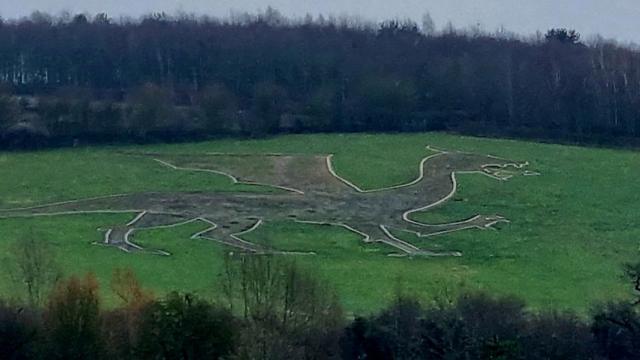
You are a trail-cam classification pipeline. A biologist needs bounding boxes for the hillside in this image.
[0,133,638,313]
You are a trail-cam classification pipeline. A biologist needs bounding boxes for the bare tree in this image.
[44,273,103,358]
[7,234,60,307]
[222,255,344,359]
[421,12,436,36]
[110,267,153,306]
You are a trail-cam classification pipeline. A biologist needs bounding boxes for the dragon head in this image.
[480,158,538,181]
[433,147,539,181]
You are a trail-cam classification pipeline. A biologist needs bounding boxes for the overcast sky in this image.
[2,0,639,44]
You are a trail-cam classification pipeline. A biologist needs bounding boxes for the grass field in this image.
[1,133,639,314]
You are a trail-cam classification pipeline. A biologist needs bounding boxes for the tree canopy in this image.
[0,12,638,148]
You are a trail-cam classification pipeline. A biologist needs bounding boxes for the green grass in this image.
[0,150,268,209]
[1,133,639,314]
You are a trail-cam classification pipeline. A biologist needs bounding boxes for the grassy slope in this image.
[1,133,639,314]
[0,150,269,209]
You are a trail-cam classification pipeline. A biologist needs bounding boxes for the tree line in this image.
[2,236,640,359]
[0,11,639,148]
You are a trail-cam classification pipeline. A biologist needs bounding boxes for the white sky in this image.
[1,0,639,44]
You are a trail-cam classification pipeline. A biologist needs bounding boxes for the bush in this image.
[135,292,237,359]
[0,301,41,359]
[592,302,640,359]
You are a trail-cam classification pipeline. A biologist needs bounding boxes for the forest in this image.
[0,10,639,148]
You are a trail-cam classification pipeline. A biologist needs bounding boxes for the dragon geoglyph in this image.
[0,145,537,257]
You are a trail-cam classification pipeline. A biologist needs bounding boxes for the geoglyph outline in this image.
[0,145,538,257]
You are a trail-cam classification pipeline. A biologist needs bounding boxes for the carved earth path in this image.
[0,146,538,257]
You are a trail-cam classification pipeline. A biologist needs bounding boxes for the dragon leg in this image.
[347,223,462,257]
[402,214,509,238]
